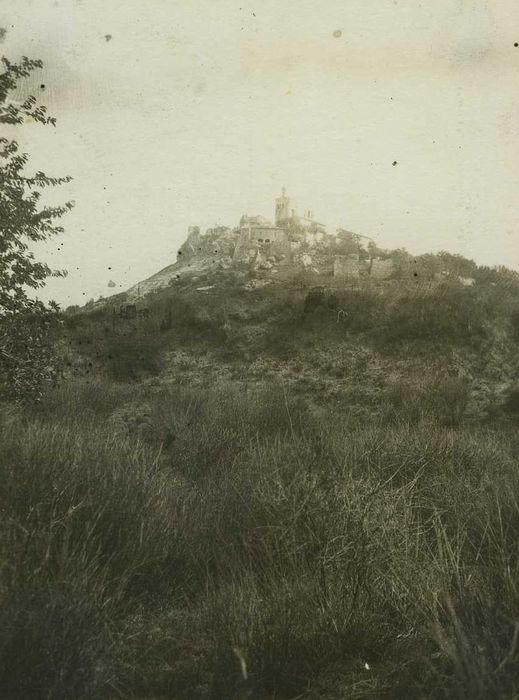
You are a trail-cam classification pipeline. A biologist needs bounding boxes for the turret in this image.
[275,187,290,225]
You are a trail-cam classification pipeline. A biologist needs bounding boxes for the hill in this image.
[66,243,519,425]
[3,242,519,699]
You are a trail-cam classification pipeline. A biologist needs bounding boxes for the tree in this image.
[335,229,361,255]
[437,251,477,279]
[388,247,412,277]
[367,240,386,259]
[0,57,73,401]
[415,253,441,280]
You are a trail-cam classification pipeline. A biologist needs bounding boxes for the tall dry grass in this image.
[0,379,518,698]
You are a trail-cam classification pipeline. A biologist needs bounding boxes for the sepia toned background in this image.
[1,0,518,305]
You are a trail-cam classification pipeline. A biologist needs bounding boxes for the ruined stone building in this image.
[334,254,361,280]
[275,187,326,245]
[178,188,393,279]
[239,215,286,245]
[370,258,394,279]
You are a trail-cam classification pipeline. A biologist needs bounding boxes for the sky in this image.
[1,0,519,306]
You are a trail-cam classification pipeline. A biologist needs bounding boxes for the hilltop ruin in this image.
[177,188,392,275]
[120,189,484,303]
[124,189,400,299]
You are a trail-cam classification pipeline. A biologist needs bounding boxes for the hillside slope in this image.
[4,249,519,699]
[67,255,519,425]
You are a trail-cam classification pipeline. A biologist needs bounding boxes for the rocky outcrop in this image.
[122,217,380,301]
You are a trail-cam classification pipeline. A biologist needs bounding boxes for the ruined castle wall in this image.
[232,237,258,264]
[334,254,360,279]
[249,226,287,244]
[370,258,394,279]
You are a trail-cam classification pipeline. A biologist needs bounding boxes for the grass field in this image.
[1,374,519,699]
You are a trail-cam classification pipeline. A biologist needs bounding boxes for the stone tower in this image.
[275,187,290,225]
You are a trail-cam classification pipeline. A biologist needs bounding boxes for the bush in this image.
[510,306,519,340]
[378,284,489,346]
[0,309,62,402]
[104,334,163,380]
[504,387,519,413]
[0,577,119,700]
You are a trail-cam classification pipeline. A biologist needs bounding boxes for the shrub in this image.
[504,387,519,413]
[378,284,489,346]
[0,309,62,402]
[104,334,163,380]
[510,306,519,340]
[0,576,119,700]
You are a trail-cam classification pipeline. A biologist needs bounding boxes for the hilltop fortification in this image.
[126,189,395,298]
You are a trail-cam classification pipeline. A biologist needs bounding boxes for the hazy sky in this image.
[2,0,518,305]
